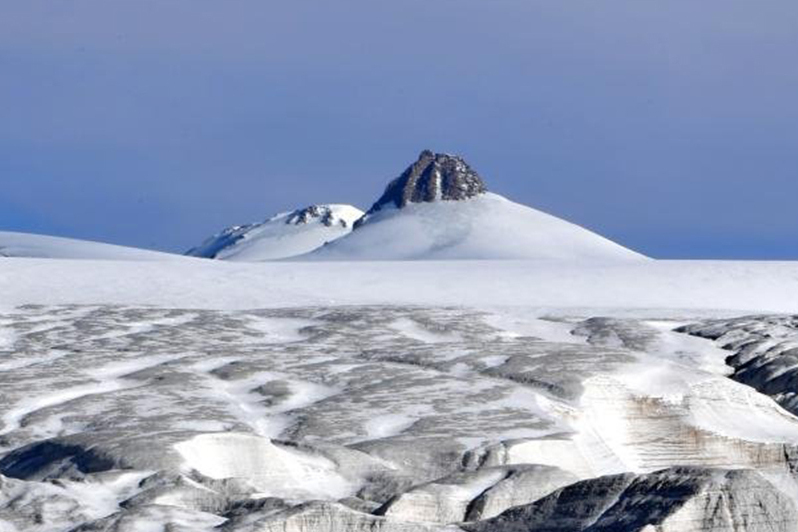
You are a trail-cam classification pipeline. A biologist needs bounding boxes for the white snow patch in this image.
[0,231,187,261]
[86,353,186,380]
[363,412,420,440]
[203,370,282,438]
[243,316,315,343]
[455,469,508,501]
[99,505,224,532]
[644,319,733,375]
[0,322,15,350]
[484,310,585,344]
[390,318,462,344]
[270,379,340,414]
[480,355,509,369]
[207,370,339,439]
[507,438,598,479]
[686,378,798,443]
[58,471,153,519]
[174,433,353,500]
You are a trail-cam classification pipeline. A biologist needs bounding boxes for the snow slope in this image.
[308,193,645,261]
[187,204,364,261]
[0,231,184,261]
[2,258,798,313]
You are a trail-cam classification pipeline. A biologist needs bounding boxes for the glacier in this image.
[1,288,798,530]
[2,151,798,530]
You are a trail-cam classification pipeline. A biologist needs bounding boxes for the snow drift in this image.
[0,231,183,261]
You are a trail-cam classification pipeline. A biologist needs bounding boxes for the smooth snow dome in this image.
[187,204,364,261]
[0,231,184,261]
[308,193,645,261]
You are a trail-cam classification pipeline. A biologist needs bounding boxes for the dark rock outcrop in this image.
[375,464,578,524]
[464,467,798,532]
[0,438,119,481]
[363,151,487,219]
[286,205,350,228]
[677,315,798,415]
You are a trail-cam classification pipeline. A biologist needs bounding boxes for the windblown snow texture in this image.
[2,303,798,531]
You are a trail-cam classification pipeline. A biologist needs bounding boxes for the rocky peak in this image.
[286,205,349,228]
[365,150,488,215]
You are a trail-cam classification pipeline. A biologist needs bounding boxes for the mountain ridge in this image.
[360,150,488,221]
[186,204,364,261]
[305,150,644,262]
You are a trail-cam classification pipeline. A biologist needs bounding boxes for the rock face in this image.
[362,150,487,218]
[308,151,645,261]
[377,465,578,524]
[285,205,354,228]
[678,315,798,415]
[465,465,579,521]
[465,467,798,532]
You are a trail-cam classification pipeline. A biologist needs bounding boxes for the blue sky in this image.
[1,1,797,258]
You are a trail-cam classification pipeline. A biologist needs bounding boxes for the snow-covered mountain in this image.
[308,150,645,261]
[186,204,364,261]
[0,231,183,261]
[9,153,798,532]
[5,239,798,531]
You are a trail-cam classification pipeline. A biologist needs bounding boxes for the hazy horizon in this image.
[2,1,797,259]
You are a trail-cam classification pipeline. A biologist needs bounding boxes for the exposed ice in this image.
[2,302,798,530]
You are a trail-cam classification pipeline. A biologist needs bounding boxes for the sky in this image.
[1,1,797,259]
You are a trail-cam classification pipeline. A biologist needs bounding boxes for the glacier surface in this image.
[1,287,798,530]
